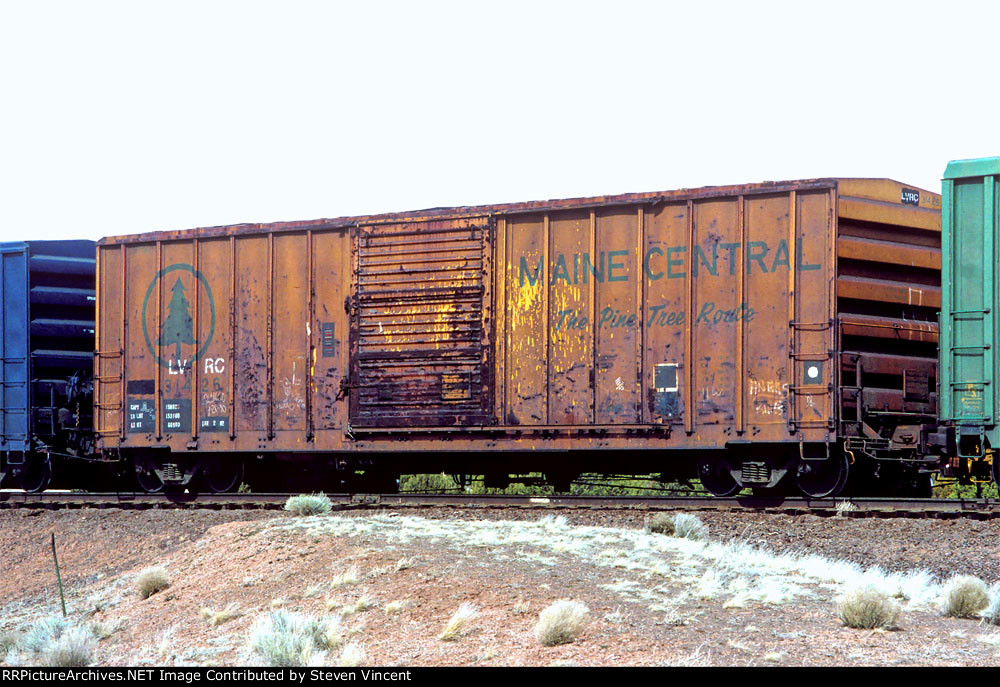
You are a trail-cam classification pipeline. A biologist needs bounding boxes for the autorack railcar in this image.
[927,156,1000,488]
[0,240,96,491]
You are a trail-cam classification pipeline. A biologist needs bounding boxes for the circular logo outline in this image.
[141,263,216,368]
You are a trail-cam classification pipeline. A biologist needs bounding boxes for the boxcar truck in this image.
[94,177,941,497]
[929,157,1000,488]
[0,240,96,491]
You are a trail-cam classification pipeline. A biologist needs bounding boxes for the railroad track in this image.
[1,490,999,519]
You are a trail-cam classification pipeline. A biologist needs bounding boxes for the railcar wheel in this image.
[202,460,244,493]
[18,457,51,493]
[697,459,740,497]
[135,463,164,493]
[993,452,999,489]
[794,452,849,498]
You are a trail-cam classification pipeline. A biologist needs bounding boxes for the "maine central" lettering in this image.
[518,240,820,287]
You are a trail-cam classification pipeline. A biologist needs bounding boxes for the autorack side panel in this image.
[834,178,942,439]
[940,157,1000,452]
[2,240,97,456]
[0,243,30,453]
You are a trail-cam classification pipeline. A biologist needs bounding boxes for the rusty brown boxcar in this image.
[95,176,940,496]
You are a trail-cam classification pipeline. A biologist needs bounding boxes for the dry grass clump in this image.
[647,513,675,535]
[982,584,1000,626]
[646,512,707,540]
[200,604,243,626]
[835,500,859,516]
[136,567,171,599]
[283,493,333,516]
[837,587,901,630]
[534,600,589,646]
[339,596,377,617]
[383,600,408,615]
[439,603,477,641]
[338,641,366,667]
[87,619,123,641]
[941,576,990,619]
[331,566,360,588]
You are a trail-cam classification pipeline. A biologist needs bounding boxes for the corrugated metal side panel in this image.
[349,218,494,427]
[499,184,837,447]
[0,243,29,451]
[98,228,358,453]
[940,169,997,428]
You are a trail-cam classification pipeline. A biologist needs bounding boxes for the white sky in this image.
[1,1,998,242]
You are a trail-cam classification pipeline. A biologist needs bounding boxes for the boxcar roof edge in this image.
[97,177,937,246]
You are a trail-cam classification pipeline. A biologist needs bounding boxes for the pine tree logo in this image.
[141,263,216,369]
[159,278,197,362]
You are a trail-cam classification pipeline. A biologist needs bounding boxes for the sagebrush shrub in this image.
[0,632,18,653]
[534,600,589,646]
[283,493,333,516]
[40,626,96,667]
[22,616,68,653]
[672,513,708,541]
[248,610,336,667]
[941,576,990,619]
[837,587,901,630]
[137,567,170,599]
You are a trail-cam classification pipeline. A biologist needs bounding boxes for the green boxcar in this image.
[938,157,1000,485]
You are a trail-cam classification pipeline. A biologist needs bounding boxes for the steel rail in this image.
[0,490,998,518]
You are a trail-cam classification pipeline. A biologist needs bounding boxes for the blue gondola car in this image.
[0,240,96,491]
